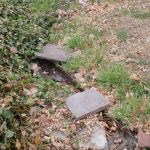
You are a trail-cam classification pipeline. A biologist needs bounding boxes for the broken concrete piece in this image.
[138,130,150,148]
[79,125,108,150]
[35,44,71,62]
[66,88,110,120]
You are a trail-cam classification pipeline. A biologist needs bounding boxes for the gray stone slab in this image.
[79,125,109,150]
[35,44,71,62]
[66,88,110,120]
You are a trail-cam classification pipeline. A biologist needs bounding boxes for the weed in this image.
[116,29,128,41]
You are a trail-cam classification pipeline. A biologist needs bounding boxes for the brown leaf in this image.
[34,135,42,145]
[30,106,38,116]
[24,87,38,97]
[74,69,86,82]
[138,130,150,148]
[130,74,140,81]
[70,123,77,131]
[11,47,18,53]
[15,139,21,150]
[4,83,14,91]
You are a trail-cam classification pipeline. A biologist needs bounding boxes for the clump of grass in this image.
[130,9,150,19]
[62,56,87,72]
[98,64,146,98]
[98,64,129,89]
[68,36,86,49]
[116,29,128,41]
[112,96,150,125]
[98,64,149,125]
[63,44,107,73]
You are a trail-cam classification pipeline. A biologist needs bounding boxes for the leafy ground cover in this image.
[0,0,61,149]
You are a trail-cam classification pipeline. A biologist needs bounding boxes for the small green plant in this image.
[130,9,150,19]
[116,29,128,41]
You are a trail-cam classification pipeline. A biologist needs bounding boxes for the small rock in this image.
[138,130,150,148]
[43,136,51,141]
[35,44,71,62]
[79,125,108,150]
[78,0,87,6]
[44,129,66,141]
[66,88,110,120]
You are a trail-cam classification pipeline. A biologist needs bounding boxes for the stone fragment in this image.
[138,130,150,148]
[35,44,71,62]
[79,125,108,150]
[44,128,66,140]
[66,88,110,120]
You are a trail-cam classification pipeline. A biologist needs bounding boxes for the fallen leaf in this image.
[31,63,40,76]
[4,83,14,91]
[24,87,38,97]
[34,135,42,145]
[138,130,150,148]
[5,130,15,138]
[90,68,98,80]
[130,74,140,81]
[74,72,85,82]
[11,47,18,53]
[114,138,123,144]
[15,139,21,150]
[70,123,77,131]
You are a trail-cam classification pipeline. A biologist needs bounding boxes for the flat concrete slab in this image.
[35,44,71,62]
[66,88,110,120]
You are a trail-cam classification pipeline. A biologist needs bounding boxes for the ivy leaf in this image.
[5,130,15,138]
[2,110,14,119]
[0,108,3,115]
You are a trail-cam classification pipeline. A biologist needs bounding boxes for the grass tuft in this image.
[116,29,128,41]
[68,35,86,49]
[131,9,150,19]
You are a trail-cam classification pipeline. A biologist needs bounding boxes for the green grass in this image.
[98,64,149,125]
[68,36,86,49]
[63,45,107,73]
[98,64,146,97]
[120,8,150,19]
[116,29,128,41]
[30,0,60,13]
[62,56,87,72]
[130,9,150,19]
[98,64,129,89]
[112,96,150,125]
